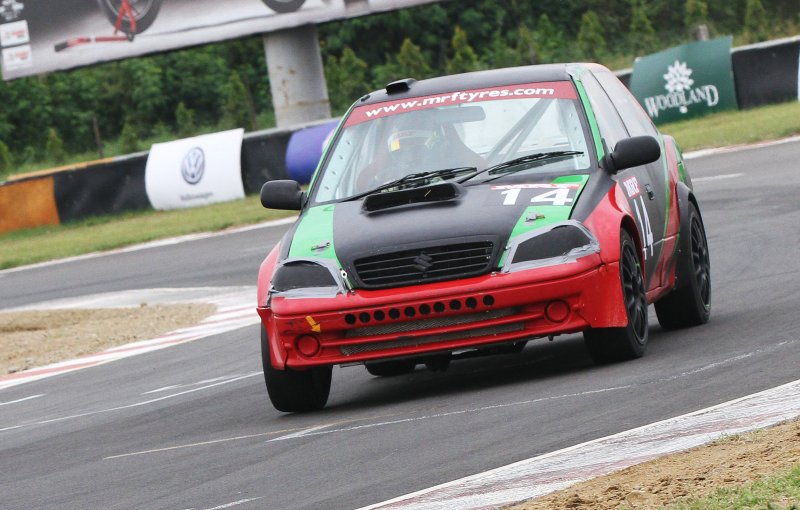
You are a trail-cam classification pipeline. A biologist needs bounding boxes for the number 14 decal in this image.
[500,187,576,206]
[632,196,654,259]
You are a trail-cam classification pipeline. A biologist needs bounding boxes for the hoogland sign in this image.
[630,36,738,124]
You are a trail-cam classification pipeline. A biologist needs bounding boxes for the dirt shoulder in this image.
[511,418,800,509]
[0,304,215,374]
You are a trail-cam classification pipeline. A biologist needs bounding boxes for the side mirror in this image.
[603,135,661,174]
[260,180,305,210]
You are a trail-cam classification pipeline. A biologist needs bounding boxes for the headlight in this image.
[270,259,345,297]
[502,220,599,272]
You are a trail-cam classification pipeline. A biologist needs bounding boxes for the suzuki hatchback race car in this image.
[257,63,711,412]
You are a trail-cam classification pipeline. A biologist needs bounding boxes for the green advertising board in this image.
[630,36,738,124]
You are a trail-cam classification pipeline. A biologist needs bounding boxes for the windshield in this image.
[311,81,593,203]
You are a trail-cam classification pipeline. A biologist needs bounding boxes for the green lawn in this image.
[669,465,800,510]
[2,101,799,270]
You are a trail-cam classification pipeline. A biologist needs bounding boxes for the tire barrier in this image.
[241,127,293,195]
[285,119,338,184]
[0,176,60,233]
[732,36,800,109]
[54,153,151,223]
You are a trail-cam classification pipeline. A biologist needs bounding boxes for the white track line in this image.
[357,378,800,510]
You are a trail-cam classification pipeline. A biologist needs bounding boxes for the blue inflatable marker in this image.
[285,120,338,184]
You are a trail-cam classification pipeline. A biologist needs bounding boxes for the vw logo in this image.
[181,147,205,185]
[413,252,434,272]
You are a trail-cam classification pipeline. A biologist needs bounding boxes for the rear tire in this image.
[261,325,331,412]
[584,230,649,364]
[655,202,711,329]
[365,359,417,377]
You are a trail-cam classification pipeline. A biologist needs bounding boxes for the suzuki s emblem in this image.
[413,252,434,272]
[181,147,205,185]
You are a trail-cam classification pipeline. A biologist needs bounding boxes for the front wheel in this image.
[96,0,163,35]
[261,325,331,412]
[584,230,649,364]
[655,202,711,329]
[262,0,306,13]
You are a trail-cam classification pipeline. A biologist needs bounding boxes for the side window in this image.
[594,68,659,138]
[579,71,629,152]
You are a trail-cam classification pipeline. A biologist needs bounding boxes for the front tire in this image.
[655,202,711,329]
[261,325,331,412]
[584,230,649,364]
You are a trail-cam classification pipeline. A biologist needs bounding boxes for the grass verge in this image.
[669,465,800,510]
[2,101,799,270]
[660,101,800,152]
[0,195,295,269]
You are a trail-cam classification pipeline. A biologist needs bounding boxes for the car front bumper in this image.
[258,253,625,369]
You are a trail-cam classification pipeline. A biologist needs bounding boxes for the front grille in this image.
[353,241,494,289]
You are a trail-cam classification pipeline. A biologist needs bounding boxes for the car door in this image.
[578,69,664,291]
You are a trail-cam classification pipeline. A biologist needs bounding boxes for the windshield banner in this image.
[345,81,578,127]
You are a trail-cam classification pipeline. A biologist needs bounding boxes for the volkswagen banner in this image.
[145,128,245,210]
[630,36,738,124]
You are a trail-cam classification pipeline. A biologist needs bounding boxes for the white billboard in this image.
[145,128,245,210]
[1,0,446,80]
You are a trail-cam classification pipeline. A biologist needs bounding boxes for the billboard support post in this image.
[263,25,331,128]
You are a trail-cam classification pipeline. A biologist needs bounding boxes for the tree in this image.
[44,128,66,164]
[534,13,567,63]
[221,72,255,131]
[123,58,165,132]
[175,102,196,138]
[629,1,657,56]
[374,38,433,87]
[744,0,770,42]
[446,26,482,75]
[515,23,538,65]
[685,0,710,30]
[0,140,13,176]
[118,119,140,154]
[325,47,369,114]
[577,10,608,62]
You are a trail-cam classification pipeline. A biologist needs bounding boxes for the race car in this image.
[257,63,711,412]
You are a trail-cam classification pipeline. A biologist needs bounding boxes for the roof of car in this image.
[358,63,583,107]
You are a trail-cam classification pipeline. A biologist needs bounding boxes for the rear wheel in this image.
[655,202,711,329]
[261,325,331,412]
[584,230,648,364]
[365,359,417,377]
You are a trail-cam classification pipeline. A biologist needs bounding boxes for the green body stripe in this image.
[659,137,671,238]
[573,78,605,158]
[288,205,338,260]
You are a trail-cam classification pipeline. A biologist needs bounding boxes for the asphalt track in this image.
[1,139,799,509]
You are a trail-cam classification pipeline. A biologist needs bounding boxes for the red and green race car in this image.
[257,63,711,412]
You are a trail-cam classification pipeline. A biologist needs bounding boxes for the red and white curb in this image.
[358,378,800,510]
[0,287,260,390]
